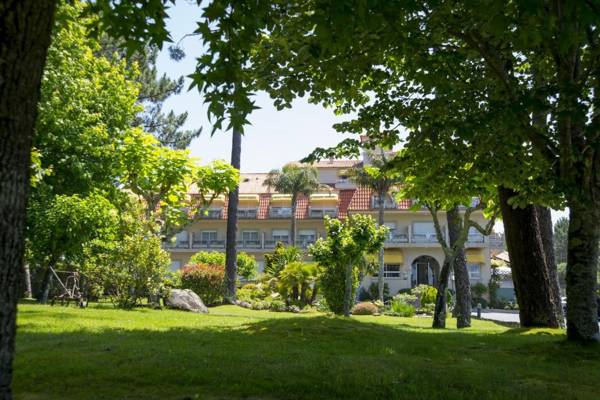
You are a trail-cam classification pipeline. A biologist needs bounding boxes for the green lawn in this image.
[14,303,600,400]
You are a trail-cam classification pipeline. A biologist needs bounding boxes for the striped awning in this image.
[366,249,404,264]
[309,193,339,205]
[238,194,260,206]
[466,249,485,263]
[270,194,292,206]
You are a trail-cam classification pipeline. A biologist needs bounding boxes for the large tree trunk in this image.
[498,187,563,328]
[447,206,471,328]
[377,192,385,301]
[0,1,57,398]
[23,264,32,299]
[432,258,451,329]
[224,128,241,302]
[565,199,600,341]
[453,248,471,328]
[537,205,564,326]
[343,260,353,317]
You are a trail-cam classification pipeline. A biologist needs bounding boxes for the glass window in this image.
[201,231,217,242]
[169,260,181,271]
[272,229,290,243]
[270,207,292,218]
[242,231,260,242]
[298,230,316,243]
[373,264,402,278]
[468,264,481,280]
[413,222,435,235]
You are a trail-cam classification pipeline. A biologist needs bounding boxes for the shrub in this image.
[319,262,359,315]
[189,251,257,281]
[180,263,225,306]
[389,300,416,317]
[269,299,287,312]
[411,284,437,305]
[472,297,489,309]
[277,261,319,306]
[358,282,390,301]
[263,243,302,277]
[315,297,330,313]
[471,282,488,298]
[393,293,418,306]
[417,303,436,315]
[352,302,379,315]
[83,233,169,309]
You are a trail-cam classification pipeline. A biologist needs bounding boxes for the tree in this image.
[188,251,257,281]
[190,1,583,336]
[265,164,322,245]
[263,243,302,278]
[0,2,57,395]
[554,217,569,265]
[99,39,201,149]
[310,215,386,316]
[348,149,403,302]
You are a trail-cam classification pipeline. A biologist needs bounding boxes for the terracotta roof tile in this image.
[257,193,271,219]
[338,189,355,219]
[295,194,309,219]
[348,186,373,210]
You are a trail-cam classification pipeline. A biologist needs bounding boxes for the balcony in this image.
[269,207,292,219]
[236,239,262,249]
[237,208,258,219]
[309,208,338,218]
[385,231,409,244]
[191,239,225,249]
[198,209,223,219]
[295,239,316,248]
[467,234,485,243]
[411,233,440,243]
[164,240,190,249]
[264,239,290,248]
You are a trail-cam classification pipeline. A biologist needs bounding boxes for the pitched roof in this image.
[290,159,362,169]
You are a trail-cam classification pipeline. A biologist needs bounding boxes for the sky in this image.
[155,1,354,173]
[155,1,568,226]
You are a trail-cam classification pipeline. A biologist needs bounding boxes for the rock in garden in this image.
[235,300,251,309]
[165,289,208,313]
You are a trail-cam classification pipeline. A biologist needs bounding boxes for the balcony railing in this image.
[309,209,338,218]
[295,239,316,248]
[385,231,409,244]
[237,209,258,219]
[467,234,485,243]
[264,239,290,248]
[411,233,440,243]
[236,240,262,249]
[269,208,292,218]
[191,240,225,249]
[198,209,223,219]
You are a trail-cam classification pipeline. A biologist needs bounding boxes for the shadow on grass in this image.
[14,312,600,400]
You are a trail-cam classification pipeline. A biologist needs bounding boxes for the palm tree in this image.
[265,164,321,245]
[349,149,403,302]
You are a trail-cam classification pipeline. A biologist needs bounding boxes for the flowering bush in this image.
[180,263,225,305]
[411,284,437,306]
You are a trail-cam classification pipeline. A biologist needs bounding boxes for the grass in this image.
[14,302,600,400]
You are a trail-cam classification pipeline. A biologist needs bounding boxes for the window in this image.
[309,208,337,218]
[201,231,217,242]
[468,264,481,280]
[242,230,260,243]
[176,231,188,247]
[270,207,292,218]
[372,194,395,209]
[412,222,436,242]
[468,227,484,243]
[237,208,258,218]
[169,260,181,271]
[373,264,402,278]
[272,229,290,243]
[204,208,222,219]
[298,230,316,244]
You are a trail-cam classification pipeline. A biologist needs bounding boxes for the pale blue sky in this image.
[155,1,568,225]
[155,1,354,173]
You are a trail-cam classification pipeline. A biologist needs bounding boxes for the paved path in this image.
[473,310,600,328]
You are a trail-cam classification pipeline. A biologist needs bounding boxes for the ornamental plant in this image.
[180,263,225,306]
